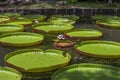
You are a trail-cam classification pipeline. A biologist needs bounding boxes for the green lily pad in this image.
[22,14,46,21]
[0,67,22,80]
[51,15,79,21]
[52,63,120,80]
[7,19,32,26]
[5,49,71,72]
[0,15,10,23]
[2,12,21,17]
[16,17,26,20]
[0,32,44,47]
[49,17,75,24]
[0,24,24,34]
[75,41,120,58]
[96,19,120,29]
[0,13,21,20]
[64,29,102,40]
[92,15,120,21]
[33,23,73,33]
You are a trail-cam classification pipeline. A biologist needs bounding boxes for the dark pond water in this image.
[0,20,120,80]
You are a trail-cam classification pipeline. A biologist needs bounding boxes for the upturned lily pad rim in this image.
[32,23,74,33]
[0,32,44,47]
[65,29,103,37]
[0,67,22,80]
[0,24,24,33]
[52,63,120,80]
[54,40,74,48]
[75,40,120,58]
[5,49,71,72]
[96,19,120,29]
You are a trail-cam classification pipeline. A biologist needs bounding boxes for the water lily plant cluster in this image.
[0,13,120,80]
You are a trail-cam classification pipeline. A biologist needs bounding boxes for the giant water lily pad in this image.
[52,63,120,80]
[1,12,21,20]
[0,32,44,47]
[5,49,71,72]
[92,15,120,21]
[64,29,102,40]
[7,19,32,27]
[0,24,24,34]
[33,23,73,34]
[49,17,75,24]
[22,14,46,21]
[96,19,120,29]
[75,41,120,58]
[2,12,21,17]
[0,67,22,80]
[0,15,10,23]
[51,15,79,21]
